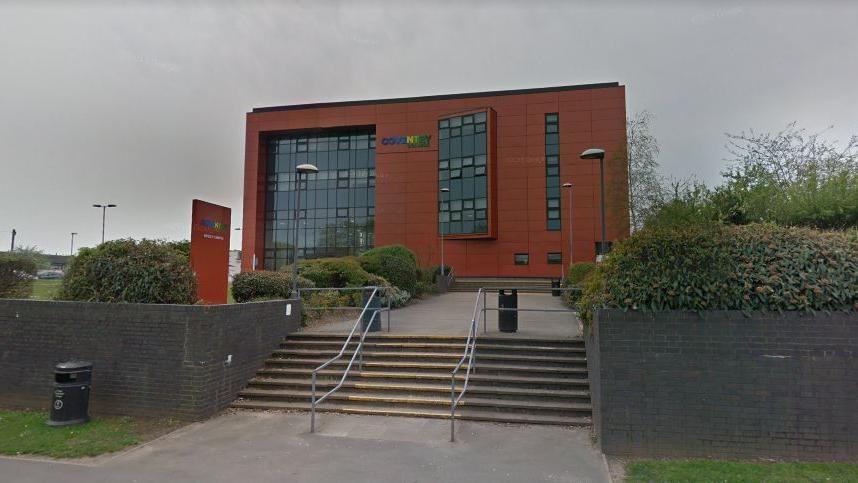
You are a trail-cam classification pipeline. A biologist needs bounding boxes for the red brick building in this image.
[242,83,629,278]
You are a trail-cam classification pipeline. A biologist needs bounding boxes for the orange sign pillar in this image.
[190,199,231,304]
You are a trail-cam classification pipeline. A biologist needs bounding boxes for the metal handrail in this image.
[310,286,381,432]
[480,286,580,333]
[450,287,485,442]
[298,286,393,332]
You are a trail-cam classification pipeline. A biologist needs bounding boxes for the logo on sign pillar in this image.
[381,134,431,148]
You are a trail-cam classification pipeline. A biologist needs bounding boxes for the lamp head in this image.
[562,183,572,188]
[440,188,450,193]
[296,163,319,174]
[579,148,605,160]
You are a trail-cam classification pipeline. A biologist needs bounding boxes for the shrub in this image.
[303,289,356,318]
[0,254,37,298]
[58,239,197,304]
[579,223,858,322]
[231,271,315,303]
[381,286,411,308]
[295,257,386,289]
[358,245,421,294]
[563,262,596,305]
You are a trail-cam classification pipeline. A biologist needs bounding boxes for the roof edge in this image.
[251,82,621,114]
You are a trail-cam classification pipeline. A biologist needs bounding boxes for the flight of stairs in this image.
[232,333,591,426]
[448,277,557,292]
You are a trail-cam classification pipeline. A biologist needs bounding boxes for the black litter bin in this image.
[551,279,561,297]
[48,361,91,427]
[361,289,382,333]
[498,289,518,333]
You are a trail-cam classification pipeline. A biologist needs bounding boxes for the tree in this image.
[720,122,858,228]
[626,111,664,231]
[725,122,858,186]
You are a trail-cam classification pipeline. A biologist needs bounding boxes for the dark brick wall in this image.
[0,299,300,420]
[588,309,858,461]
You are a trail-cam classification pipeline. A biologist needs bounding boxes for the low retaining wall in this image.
[0,298,300,420]
[588,309,858,461]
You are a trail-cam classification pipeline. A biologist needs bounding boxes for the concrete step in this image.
[263,358,588,378]
[235,333,592,428]
[271,349,587,367]
[255,368,590,389]
[237,388,591,417]
[280,340,587,355]
[286,333,584,349]
[245,378,591,402]
[230,399,592,426]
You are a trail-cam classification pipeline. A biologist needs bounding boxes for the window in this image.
[264,129,376,270]
[545,113,560,231]
[547,252,562,264]
[438,111,488,236]
[514,253,529,265]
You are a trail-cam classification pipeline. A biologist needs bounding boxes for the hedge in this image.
[358,245,421,294]
[579,223,858,321]
[231,271,314,303]
[0,254,37,298]
[563,262,596,305]
[58,239,197,304]
[295,257,388,289]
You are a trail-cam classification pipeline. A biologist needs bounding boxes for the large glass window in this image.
[439,112,488,235]
[264,129,376,270]
[545,113,561,230]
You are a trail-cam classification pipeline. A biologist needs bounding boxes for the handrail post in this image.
[387,288,391,332]
[310,371,317,433]
[471,320,477,374]
[482,289,487,333]
[450,377,456,442]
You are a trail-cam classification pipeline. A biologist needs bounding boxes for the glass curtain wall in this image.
[264,129,376,270]
[545,113,561,230]
[438,112,488,236]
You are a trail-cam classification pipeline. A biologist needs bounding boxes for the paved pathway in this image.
[306,290,581,339]
[0,411,609,483]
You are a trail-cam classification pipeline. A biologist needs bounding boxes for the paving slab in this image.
[306,291,581,339]
[0,411,609,483]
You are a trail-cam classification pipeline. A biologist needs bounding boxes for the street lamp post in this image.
[292,164,319,295]
[92,204,117,244]
[579,148,607,260]
[10,229,15,252]
[439,187,450,277]
[70,232,78,256]
[562,183,573,270]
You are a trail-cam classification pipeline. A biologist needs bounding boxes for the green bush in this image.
[579,223,858,322]
[0,254,37,298]
[231,271,314,303]
[563,262,596,305]
[382,286,411,308]
[358,245,421,294]
[295,257,387,289]
[58,239,197,304]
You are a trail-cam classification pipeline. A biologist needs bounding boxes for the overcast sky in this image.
[1,1,856,255]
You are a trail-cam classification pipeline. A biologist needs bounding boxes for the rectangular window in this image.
[264,129,375,270]
[545,113,560,231]
[514,253,529,265]
[439,111,489,236]
[547,252,562,264]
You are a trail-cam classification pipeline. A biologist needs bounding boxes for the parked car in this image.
[37,270,64,280]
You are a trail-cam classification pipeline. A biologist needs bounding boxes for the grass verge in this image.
[0,410,178,459]
[626,459,858,482]
[30,280,61,300]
